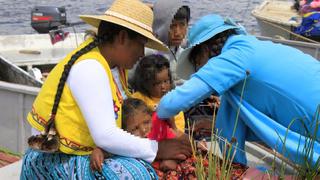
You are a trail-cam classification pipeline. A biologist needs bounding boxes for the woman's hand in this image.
[156,135,192,161]
[90,147,104,172]
[205,95,220,108]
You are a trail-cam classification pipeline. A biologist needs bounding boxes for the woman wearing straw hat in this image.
[21,0,191,179]
[156,14,320,166]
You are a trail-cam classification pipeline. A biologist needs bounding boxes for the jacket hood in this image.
[152,0,190,46]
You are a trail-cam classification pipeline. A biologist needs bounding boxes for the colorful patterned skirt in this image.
[20,149,158,180]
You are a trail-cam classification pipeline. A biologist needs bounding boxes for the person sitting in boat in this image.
[20,0,191,179]
[292,0,320,41]
[294,11,320,41]
[156,14,320,166]
[131,54,185,132]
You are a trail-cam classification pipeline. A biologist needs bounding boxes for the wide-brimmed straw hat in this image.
[176,14,241,80]
[79,0,168,52]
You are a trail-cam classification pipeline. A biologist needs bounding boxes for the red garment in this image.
[147,112,176,141]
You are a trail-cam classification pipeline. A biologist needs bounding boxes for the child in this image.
[90,98,193,177]
[127,1,191,86]
[131,54,185,132]
[152,0,191,85]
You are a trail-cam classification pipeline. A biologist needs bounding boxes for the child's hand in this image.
[90,147,104,172]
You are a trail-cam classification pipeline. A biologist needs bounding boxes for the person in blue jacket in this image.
[156,14,320,166]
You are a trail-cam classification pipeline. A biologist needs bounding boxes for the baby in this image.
[90,98,185,173]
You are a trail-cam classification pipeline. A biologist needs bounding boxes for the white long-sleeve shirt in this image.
[63,59,158,163]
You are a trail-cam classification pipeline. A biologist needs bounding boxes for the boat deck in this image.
[1,48,74,68]
[252,0,300,27]
[0,33,84,70]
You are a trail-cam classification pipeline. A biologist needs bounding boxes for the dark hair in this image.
[174,6,190,22]
[189,29,236,69]
[131,54,173,97]
[97,21,141,44]
[293,0,300,12]
[49,21,141,128]
[122,98,152,130]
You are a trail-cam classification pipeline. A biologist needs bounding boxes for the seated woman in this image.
[21,0,191,179]
[131,54,186,132]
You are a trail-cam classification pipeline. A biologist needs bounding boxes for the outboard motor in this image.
[31,6,67,33]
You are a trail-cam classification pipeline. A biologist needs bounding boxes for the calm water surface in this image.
[0,0,264,35]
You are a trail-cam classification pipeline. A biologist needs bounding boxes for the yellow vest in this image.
[27,38,128,155]
[131,91,185,132]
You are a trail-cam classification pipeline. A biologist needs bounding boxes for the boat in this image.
[0,34,302,179]
[257,35,320,59]
[0,32,88,157]
[0,33,85,80]
[0,55,40,162]
[1,38,298,179]
[252,0,302,41]
[0,5,317,176]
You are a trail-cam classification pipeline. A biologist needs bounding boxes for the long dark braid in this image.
[28,21,141,152]
[51,39,100,120]
[29,38,101,152]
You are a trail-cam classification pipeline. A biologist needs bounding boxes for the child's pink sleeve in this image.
[147,112,176,141]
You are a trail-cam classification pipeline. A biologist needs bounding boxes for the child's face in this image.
[150,68,171,99]
[168,19,188,47]
[126,109,152,138]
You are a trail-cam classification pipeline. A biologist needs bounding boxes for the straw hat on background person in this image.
[79,0,168,52]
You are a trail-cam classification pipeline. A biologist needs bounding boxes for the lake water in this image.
[0,0,264,35]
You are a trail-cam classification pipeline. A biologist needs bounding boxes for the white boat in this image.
[0,33,85,78]
[1,32,318,177]
[252,0,302,40]
[0,33,85,156]
[0,55,40,155]
[258,35,320,59]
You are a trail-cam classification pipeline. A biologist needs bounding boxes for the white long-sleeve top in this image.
[65,59,158,163]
